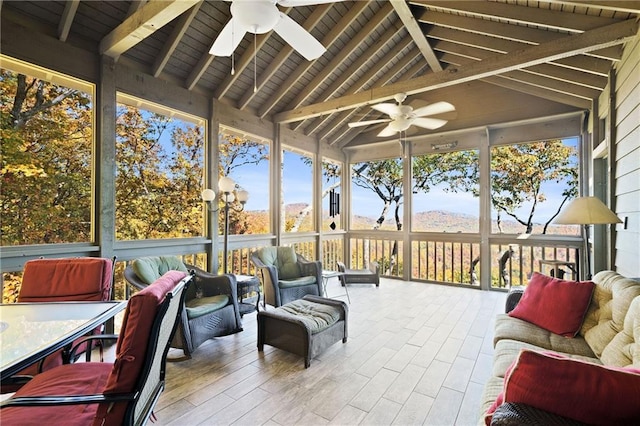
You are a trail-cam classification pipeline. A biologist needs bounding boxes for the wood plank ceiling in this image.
[2,0,638,148]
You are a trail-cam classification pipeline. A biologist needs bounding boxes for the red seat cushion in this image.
[19,258,113,302]
[2,363,112,426]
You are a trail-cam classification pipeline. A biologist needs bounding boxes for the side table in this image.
[235,274,261,316]
[322,270,350,303]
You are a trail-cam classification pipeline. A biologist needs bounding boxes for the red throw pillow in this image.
[508,272,594,337]
[502,350,640,425]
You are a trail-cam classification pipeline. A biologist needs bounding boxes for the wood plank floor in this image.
[154,277,506,426]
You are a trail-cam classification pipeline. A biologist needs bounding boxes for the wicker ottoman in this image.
[257,295,348,368]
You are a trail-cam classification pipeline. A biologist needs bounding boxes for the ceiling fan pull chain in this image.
[231,21,235,76]
[254,33,257,93]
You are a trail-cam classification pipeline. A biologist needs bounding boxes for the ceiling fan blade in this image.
[377,124,398,137]
[273,12,326,60]
[209,18,246,56]
[412,101,456,118]
[412,117,449,130]
[371,103,401,116]
[279,0,343,6]
[348,119,390,128]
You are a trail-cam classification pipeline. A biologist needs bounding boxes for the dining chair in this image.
[1,257,115,393]
[0,270,191,426]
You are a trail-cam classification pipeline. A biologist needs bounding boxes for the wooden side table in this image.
[538,259,577,280]
[235,274,261,316]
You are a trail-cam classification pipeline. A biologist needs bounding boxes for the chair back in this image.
[18,257,114,302]
[255,246,301,279]
[95,270,191,426]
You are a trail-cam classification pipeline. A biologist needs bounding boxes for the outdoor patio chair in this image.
[1,257,115,393]
[0,270,191,426]
[124,256,242,359]
[251,246,322,307]
[336,260,380,287]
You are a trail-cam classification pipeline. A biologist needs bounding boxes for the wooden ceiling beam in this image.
[58,0,79,42]
[99,0,200,57]
[152,1,202,78]
[291,21,405,132]
[418,9,623,61]
[185,53,215,91]
[260,2,391,118]
[302,37,415,136]
[236,3,332,110]
[545,1,640,13]
[411,0,619,32]
[480,76,592,109]
[434,41,607,89]
[274,18,637,123]
[390,0,442,72]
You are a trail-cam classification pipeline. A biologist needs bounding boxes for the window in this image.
[115,93,205,240]
[350,158,403,231]
[490,138,579,235]
[219,126,270,235]
[1,56,94,246]
[282,148,314,232]
[412,150,479,232]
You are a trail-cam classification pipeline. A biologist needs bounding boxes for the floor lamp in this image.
[202,177,249,274]
[554,196,621,279]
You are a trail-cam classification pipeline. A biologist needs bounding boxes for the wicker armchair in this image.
[124,256,242,359]
[251,246,322,308]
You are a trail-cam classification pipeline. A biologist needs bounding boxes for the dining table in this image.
[0,300,126,381]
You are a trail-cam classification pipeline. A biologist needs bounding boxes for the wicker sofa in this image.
[479,270,640,425]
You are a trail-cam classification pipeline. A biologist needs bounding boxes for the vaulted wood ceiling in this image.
[2,0,638,148]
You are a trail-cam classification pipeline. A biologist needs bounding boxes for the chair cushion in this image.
[278,299,341,334]
[131,256,188,285]
[19,257,113,302]
[276,247,301,279]
[185,294,229,319]
[278,275,317,288]
[2,362,112,426]
[600,296,640,367]
[508,273,594,337]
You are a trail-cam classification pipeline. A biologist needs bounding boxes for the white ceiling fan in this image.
[348,93,456,137]
[209,0,341,61]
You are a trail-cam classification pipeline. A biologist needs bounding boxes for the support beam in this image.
[546,1,640,13]
[152,1,202,78]
[185,52,215,91]
[274,18,637,123]
[391,0,442,72]
[58,0,79,42]
[99,0,200,57]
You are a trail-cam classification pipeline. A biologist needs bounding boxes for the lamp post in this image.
[202,177,249,274]
[554,196,621,279]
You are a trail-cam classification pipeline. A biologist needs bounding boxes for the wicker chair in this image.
[124,256,242,359]
[251,246,322,308]
[336,261,380,287]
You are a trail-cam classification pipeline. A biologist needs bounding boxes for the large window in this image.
[115,93,205,240]
[412,150,479,232]
[282,148,314,233]
[1,56,94,246]
[219,126,270,235]
[490,138,579,235]
[350,158,403,231]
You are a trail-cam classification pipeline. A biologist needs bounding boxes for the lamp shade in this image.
[218,176,236,193]
[201,189,216,202]
[236,189,249,203]
[554,197,622,225]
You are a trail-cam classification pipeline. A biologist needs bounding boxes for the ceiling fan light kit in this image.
[348,93,456,138]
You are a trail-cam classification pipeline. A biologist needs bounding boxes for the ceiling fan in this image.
[209,0,341,61]
[348,93,456,137]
